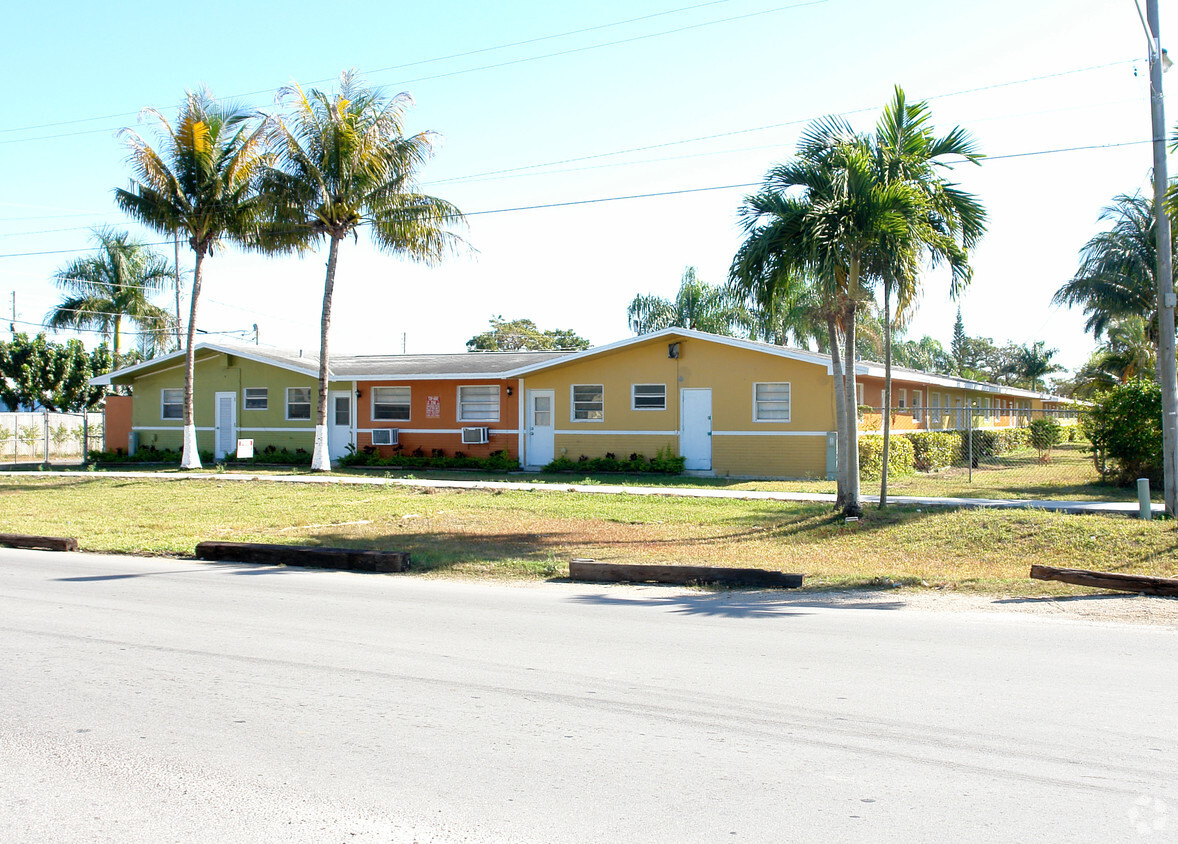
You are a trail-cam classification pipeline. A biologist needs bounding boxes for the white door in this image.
[328,391,353,461]
[214,392,236,459]
[526,390,555,468]
[680,388,712,471]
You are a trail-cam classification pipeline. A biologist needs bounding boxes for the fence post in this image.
[43,412,49,467]
[83,415,89,463]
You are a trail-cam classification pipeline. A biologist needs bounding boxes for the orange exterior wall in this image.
[103,395,133,453]
[355,379,519,459]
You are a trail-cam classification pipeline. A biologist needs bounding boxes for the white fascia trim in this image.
[92,342,320,386]
[554,429,679,436]
[349,373,518,382]
[358,427,516,436]
[133,426,215,432]
[504,327,833,377]
[237,427,317,433]
[714,430,829,437]
[852,363,1063,401]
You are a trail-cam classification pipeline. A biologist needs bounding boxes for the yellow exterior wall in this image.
[522,334,836,478]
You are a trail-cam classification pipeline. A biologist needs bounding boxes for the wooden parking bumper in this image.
[0,533,79,552]
[1030,564,1178,597]
[195,541,409,573]
[570,559,802,588]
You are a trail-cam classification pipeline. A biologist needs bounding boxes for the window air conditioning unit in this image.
[461,426,490,445]
[371,428,398,446]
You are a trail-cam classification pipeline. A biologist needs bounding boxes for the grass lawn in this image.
[0,475,1174,595]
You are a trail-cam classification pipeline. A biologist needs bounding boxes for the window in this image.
[458,385,500,422]
[161,388,183,420]
[286,387,312,420]
[898,388,907,409]
[856,383,864,407]
[632,384,666,410]
[572,384,604,421]
[912,390,923,423]
[243,388,268,410]
[753,382,790,422]
[372,386,411,421]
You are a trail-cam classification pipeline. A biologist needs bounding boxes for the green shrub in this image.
[543,446,685,475]
[1084,380,1162,485]
[339,447,520,473]
[1028,417,1063,461]
[858,434,915,481]
[908,431,958,472]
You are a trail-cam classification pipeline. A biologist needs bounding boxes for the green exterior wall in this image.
[125,351,347,455]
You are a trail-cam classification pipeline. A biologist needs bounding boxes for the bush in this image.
[1084,380,1163,485]
[339,447,520,473]
[908,431,958,472]
[858,434,915,481]
[543,446,686,475]
[1028,417,1063,461]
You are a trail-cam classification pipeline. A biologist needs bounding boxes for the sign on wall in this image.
[426,396,441,418]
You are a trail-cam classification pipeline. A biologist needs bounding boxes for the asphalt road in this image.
[1,549,1175,842]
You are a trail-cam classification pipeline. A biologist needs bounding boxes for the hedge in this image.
[543,447,685,475]
[858,434,915,481]
[339,448,520,472]
[907,431,959,472]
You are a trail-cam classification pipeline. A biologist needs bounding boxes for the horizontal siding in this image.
[712,435,826,479]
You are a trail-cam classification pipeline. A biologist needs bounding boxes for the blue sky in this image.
[0,0,1163,374]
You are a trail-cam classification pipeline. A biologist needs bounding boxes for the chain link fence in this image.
[0,411,104,467]
[857,406,1103,500]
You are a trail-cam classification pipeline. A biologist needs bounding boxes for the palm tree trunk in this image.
[311,236,342,472]
[842,256,863,517]
[180,248,205,470]
[827,312,848,506]
[879,282,892,509]
[113,315,121,363]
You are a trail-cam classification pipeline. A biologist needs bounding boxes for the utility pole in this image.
[1145,0,1178,515]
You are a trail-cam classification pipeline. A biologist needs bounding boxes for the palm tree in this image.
[731,116,916,515]
[870,86,986,507]
[628,267,749,336]
[1017,341,1063,392]
[1053,194,1175,368]
[115,89,269,469]
[261,71,466,471]
[46,228,175,361]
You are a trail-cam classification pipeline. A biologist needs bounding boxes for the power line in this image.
[0,136,1156,261]
[0,1,824,147]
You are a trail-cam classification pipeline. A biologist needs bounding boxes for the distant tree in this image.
[951,307,968,374]
[629,267,749,336]
[891,334,955,374]
[260,71,466,472]
[0,334,110,411]
[1071,316,1157,397]
[116,88,270,469]
[46,228,175,362]
[1015,341,1063,392]
[467,317,590,351]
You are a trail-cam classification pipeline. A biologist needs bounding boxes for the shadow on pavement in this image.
[568,590,907,619]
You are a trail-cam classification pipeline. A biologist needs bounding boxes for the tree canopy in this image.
[0,334,112,412]
[467,317,590,351]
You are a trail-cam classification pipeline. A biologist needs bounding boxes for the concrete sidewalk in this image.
[0,469,1162,517]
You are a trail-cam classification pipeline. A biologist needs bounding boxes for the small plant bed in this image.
[87,445,315,468]
[339,447,519,473]
[543,448,686,475]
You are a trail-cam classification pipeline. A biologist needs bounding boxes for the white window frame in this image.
[571,384,604,422]
[912,390,923,423]
[856,383,865,407]
[457,385,500,423]
[753,382,791,423]
[286,387,312,421]
[161,388,183,420]
[631,383,666,411]
[898,388,907,409]
[372,386,411,421]
[243,387,268,411]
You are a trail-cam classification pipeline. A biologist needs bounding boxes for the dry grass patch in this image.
[1,476,1175,595]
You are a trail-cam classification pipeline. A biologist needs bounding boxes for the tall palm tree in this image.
[870,86,986,507]
[1054,194,1175,365]
[115,89,270,469]
[261,71,466,471]
[46,228,175,361]
[731,116,915,515]
[628,267,749,336]
[1017,341,1063,392]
